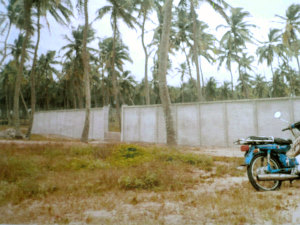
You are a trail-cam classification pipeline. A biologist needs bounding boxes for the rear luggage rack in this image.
[235,136,274,145]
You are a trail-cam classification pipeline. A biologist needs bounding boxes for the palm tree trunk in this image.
[13,0,32,138]
[190,1,203,102]
[81,0,91,142]
[295,55,300,75]
[199,56,205,98]
[5,85,11,125]
[20,91,30,119]
[229,67,234,95]
[101,66,106,106]
[0,22,12,68]
[158,0,176,145]
[141,13,150,105]
[27,2,41,139]
[112,15,121,128]
[182,45,192,79]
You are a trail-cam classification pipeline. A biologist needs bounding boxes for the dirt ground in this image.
[1,139,300,224]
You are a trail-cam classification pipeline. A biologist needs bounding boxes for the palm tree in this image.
[158,0,176,145]
[272,69,288,97]
[219,81,231,100]
[192,20,216,98]
[218,7,255,97]
[0,0,22,68]
[61,25,96,109]
[238,52,254,98]
[98,37,133,107]
[96,0,136,127]
[256,29,281,82]
[251,74,268,98]
[77,0,91,142]
[187,0,230,101]
[218,47,235,95]
[12,0,33,137]
[205,77,218,101]
[135,0,154,105]
[175,62,189,103]
[35,51,59,109]
[276,4,300,73]
[27,0,73,138]
[119,70,136,105]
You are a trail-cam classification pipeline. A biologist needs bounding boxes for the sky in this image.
[1,0,299,87]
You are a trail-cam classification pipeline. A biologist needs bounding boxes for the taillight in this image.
[241,145,249,152]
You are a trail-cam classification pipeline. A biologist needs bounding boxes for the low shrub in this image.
[109,144,153,167]
[118,172,160,190]
[0,156,39,182]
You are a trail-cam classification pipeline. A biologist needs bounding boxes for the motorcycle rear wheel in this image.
[247,153,282,191]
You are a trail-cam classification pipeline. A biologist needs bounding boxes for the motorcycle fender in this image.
[245,148,256,165]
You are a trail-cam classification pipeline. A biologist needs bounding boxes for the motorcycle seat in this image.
[274,138,292,145]
[248,136,292,145]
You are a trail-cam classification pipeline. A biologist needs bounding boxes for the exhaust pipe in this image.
[257,174,299,181]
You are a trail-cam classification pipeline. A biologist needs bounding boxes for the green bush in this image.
[0,156,39,182]
[118,172,160,190]
[109,144,153,167]
[67,157,108,170]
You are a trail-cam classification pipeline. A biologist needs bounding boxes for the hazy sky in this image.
[1,0,299,87]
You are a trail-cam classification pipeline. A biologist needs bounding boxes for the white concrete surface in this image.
[32,106,109,140]
[122,97,300,147]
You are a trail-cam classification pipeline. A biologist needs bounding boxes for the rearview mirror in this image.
[274,111,281,119]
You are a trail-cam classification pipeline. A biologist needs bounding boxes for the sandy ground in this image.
[0,138,244,157]
[1,139,300,224]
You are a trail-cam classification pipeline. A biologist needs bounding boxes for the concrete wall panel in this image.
[177,105,200,146]
[123,107,139,142]
[227,102,256,145]
[200,104,226,146]
[257,100,291,139]
[140,108,157,143]
[32,107,109,140]
[121,97,300,147]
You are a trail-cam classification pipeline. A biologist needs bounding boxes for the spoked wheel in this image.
[247,153,281,191]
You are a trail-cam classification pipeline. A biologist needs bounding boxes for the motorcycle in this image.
[235,112,300,191]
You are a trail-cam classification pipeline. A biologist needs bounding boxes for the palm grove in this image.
[0,0,299,144]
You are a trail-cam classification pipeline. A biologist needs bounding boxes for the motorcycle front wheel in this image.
[247,153,282,191]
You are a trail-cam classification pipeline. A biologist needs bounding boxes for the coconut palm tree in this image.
[135,0,154,105]
[0,0,22,68]
[237,53,254,98]
[27,0,73,138]
[218,7,255,97]
[157,0,176,145]
[175,62,189,103]
[12,0,33,137]
[61,25,96,109]
[98,37,133,107]
[205,77,218,101]
[251,74,268,98]
[186,0,230,102]
[96,0,136,127]
[35,51,59,109]
[256,29,281,81]
[276,4,300,73]
[77,0,91,142]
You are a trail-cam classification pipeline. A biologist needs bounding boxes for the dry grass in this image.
[0,142,299,224]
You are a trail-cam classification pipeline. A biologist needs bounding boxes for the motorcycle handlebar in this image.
[282,127,290,131]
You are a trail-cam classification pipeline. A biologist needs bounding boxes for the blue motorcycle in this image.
[235,112,300,191]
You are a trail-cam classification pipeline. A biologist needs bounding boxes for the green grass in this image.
[0,143,218,204]
[0,142,296,224]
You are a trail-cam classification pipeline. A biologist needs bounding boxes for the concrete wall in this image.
[32,106,109,140]
[121,97,300,147]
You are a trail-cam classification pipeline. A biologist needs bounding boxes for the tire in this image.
[247,153,282,191]
[287,136,300,158]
